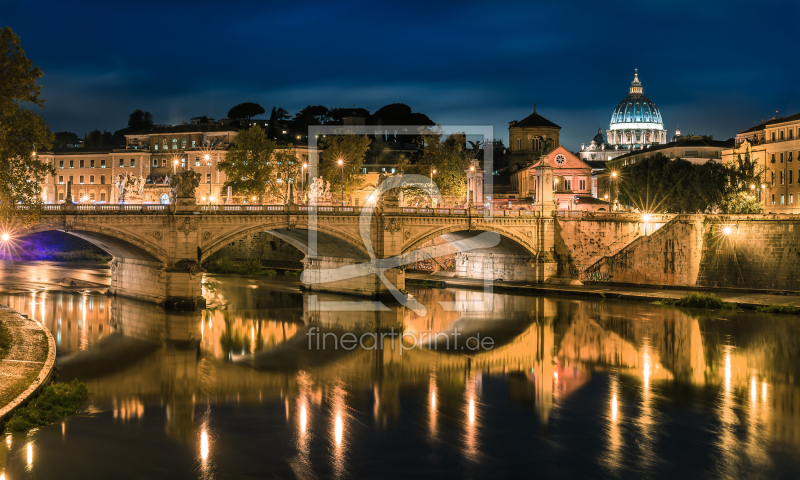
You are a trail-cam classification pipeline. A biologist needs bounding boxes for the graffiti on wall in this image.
[583,271,610,282]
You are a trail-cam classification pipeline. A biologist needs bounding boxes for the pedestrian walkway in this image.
[0,306,56,422]
[405,273,800,309]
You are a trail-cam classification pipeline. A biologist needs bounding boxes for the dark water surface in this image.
[1,261,799,479]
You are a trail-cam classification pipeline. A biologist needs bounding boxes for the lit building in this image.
[606,69,667,150]
[511,146,609,211]
[39,124,315,205]
[723,111,800,213]
[507,106,561,170]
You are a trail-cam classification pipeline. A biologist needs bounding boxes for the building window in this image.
[579,178,586,190]
[516,138,521,150]
[80,160,84,168]
[790,152,794,163]
[181,158,186,168]
[100,192,106,202]
[790,170,794,185]
[163,140,168,150]
[181,138,187,149]
[154,144,158,151]
[206,173,211,183]
[68,175,73,184]
[59,192,64,201]
[772,194,775,205]
[100,175,105,185]
[100,159,105,168]
[780,153,784,164]
[79,175,84,184]
[59,161,64,169]
[790,130,794,140]
[780,194,785,205]
[119,159,124,167]
[90,159,95,168]
[58,176,64,184]
[791,194,794,205]
[153,159,158,167]
[89,175,94,184]
[162,159,167,167]
[771,171,775,185]
[780,171,784,185]
[172,139,177,150]
[90,193,95,202]
[130,159,135,168]
[195,157,200,166]
[564,178,572,190]
[69,160,74,168]
[772,132,776,141]
[192,140,196,148]
[780,131,785,140]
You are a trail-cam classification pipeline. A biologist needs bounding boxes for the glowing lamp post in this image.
[173,160,178,174]
[430,168,436,206]
[723,226,733,235]
[302,163,307,203]
[611,171,618,211]
[1,233,10,242]
[337,158,344,206]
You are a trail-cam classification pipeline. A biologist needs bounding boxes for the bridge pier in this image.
[301,256,405,299]
[454,252,544,282]
[109,258,205,310]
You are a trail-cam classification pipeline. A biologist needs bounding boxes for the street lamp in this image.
[430,168,437,207]
[173,159,178,174]
[1,233,10,242]
[611,171,618,211]
[337,158,344,206]
[302,162,307,203]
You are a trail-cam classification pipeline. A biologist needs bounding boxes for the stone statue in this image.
[167,167,201,203]
[533,136,555,155]
[323,181,331,201]
[116,172,145,203]
[467,140,483,159]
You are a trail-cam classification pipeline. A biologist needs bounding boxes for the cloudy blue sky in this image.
[5,0,799,149]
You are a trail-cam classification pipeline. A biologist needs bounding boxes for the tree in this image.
[53,131,79,149]
[227,102,265,123]
[328,107,371,124]
[0,27,54,222]
[128,109,154,131]
[217,125,276,203]
[292,105,331,129]
[267,144,303,203]
[84,130,116,147]
[319,132,371,203]
[413,126,472,199]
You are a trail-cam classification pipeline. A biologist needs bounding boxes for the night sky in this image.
[5,0,799,149]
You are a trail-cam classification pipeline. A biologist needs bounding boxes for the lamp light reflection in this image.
[200,429,209,462]
[762,381,767,402]
[27,442,32,466]
[334,415,343,446]
[750,376,757,403]
[300,404,307,433]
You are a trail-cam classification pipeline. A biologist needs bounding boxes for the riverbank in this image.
[405,273,800,309]
[0,306,56,423]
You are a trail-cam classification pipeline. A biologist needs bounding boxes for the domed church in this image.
[607,69,667,147]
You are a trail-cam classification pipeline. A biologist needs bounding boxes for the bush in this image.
[284,270,301,276]
[757,303,800,315]
[4,380,88,433]
[665,292,736,309]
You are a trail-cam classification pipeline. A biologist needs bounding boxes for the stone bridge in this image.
[13,202,573,308]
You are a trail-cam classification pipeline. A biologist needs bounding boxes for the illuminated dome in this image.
[606,69,666,147]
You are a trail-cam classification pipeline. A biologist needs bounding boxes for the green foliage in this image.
[84,129,115,147]
[127,109,154,131]
[757,303,800,315]
[227,102,265,122]
[218,125,277,202]
[0,27,55,224]
[617,152,764,214]
[53,131,79,149]
[414,126,472,199]
[4,380,88,433]
[203,256,276,275]
[268,144,304,202]
[284,269,302,275]
[0,321,10,360]
[664,292,736,309]
[319,132,371,200]
[292,105,331,128]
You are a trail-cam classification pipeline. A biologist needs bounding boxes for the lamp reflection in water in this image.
[329,381,347,479]
[197,408,213,480]
[26,442,33,470]
[635,342,657,472]
[463,371,480,460]
[429,370,438,440]
[603,373,624,473]
[290,371,314,479]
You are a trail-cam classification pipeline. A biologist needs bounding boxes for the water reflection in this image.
[0,269,799,478]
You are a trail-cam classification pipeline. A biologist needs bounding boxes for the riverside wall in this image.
[581,214,800,291]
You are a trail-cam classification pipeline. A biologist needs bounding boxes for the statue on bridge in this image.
[116,172,145,203]
[307,176,331,205]
[167,167,201,204]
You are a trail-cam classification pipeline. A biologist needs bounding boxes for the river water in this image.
[0,261,799,479]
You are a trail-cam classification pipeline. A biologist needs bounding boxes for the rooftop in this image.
[737,110,800,135]
[127,124,240,136]
[612,136,734,160]
[510,106,560,129]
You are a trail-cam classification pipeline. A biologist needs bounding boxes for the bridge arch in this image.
[200,219,370,262]
[20,221,168,263]
[402,225,538,257]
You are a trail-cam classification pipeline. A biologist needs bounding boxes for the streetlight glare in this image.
[1,233,10,242]
[611,171,618,178]
[337,159,343,166]
[204,155,210,160]
[303,163,308,168]
[723,226,733,235]
[642,214,652,223]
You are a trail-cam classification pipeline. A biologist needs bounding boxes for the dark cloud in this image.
[5,0,799,148]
